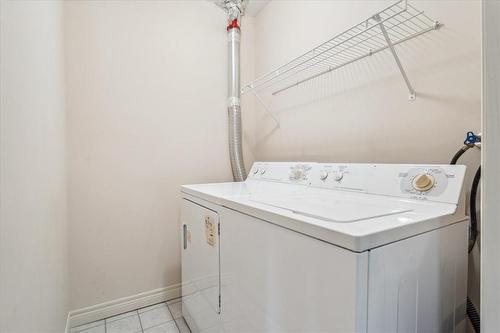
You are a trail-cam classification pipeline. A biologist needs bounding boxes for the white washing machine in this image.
[180,162,468,333]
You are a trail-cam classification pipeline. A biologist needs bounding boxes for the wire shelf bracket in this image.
[253,91,280,127]
[241,0,442,103]
[373,12,416,101]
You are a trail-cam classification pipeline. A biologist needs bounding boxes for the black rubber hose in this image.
[450,145,481,332]
[467,296,481,333]
[450,145,470,165]
[467,170,481,333]
[468,166,480,253]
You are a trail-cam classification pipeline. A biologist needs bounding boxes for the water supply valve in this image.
[464,131,481,148]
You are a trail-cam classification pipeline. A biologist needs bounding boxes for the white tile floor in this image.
[70,298,191,333]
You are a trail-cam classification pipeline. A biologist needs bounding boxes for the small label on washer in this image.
[205,216,216,247]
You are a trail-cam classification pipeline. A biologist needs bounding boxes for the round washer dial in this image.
[400,167,448,197]
[412,173,435,191]
[333,171,344,182]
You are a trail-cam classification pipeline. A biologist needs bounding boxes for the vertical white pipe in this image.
[227,22,246,181]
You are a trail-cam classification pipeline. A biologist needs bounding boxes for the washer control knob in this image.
[253,168,259,175]
[319,170,329,181]
[333,172,344,182]
[290,168,304,180]
[260,168,266,175]
[412,173,435,191]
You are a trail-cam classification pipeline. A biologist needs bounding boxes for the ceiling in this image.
[245,0,270,17]
[208,0,270,17]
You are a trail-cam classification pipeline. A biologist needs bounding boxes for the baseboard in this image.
[68,284,181,328]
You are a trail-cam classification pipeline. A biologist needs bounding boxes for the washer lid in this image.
[250,191,413,222]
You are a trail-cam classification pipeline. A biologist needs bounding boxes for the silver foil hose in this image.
[228,104,246,181]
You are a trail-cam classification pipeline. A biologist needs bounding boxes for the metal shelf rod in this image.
[375,14,416,100]
[253,91,280,127]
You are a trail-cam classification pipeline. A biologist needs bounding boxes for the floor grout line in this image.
[178,317,192,333]
[77,297,186,333]
[105,311,137,324]
[166,302,181,333]
[103,296,179,325]
[140,318,177,332]
[136,310,144,333]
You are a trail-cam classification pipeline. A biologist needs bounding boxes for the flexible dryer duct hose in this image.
[228,104,246,181]
[227,19,246,181]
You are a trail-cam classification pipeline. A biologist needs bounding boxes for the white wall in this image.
[0,0,484,328]
[64,0,255,310]
[252,0,480,165]
[0,1,69,332]
[481,0,500,330]
[250,0,481,319]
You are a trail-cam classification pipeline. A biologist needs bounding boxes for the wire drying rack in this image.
[242,0,441,122]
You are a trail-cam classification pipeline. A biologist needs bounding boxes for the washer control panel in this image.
[248,162,466,204]
[248,162,313,185]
